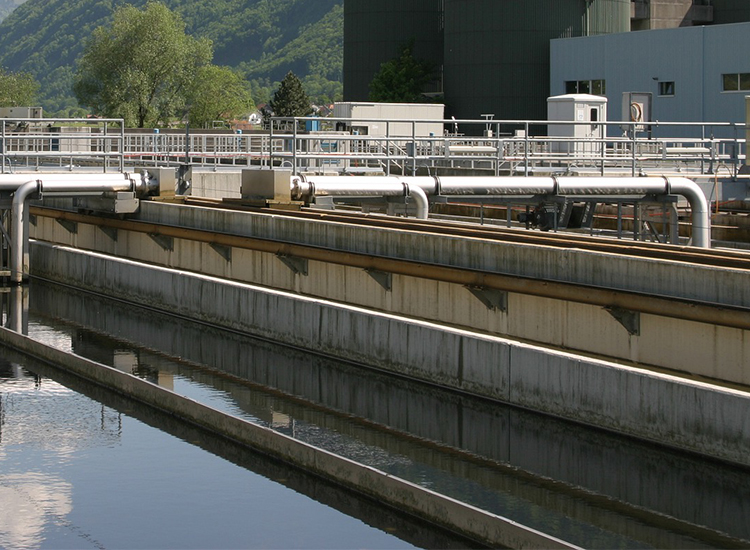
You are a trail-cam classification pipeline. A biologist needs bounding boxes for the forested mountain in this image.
[0,0,25,22]
[0,0,343,115]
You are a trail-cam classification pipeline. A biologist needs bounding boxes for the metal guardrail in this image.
[1,116,746,179]
[0,117,125,173]
[268,117,747,179]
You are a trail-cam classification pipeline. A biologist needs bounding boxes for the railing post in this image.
[269,121,274,169]
[411,120,417,176]
[524,122,529,176]
[293,118,298,176]
[600,121,606,176]
[495,122,501,177]
[631,124,637,177]
[386,121,391,176]
[733,123,740,179]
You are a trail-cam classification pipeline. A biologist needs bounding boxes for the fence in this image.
[0,118,125,173]
[0,116,745,179]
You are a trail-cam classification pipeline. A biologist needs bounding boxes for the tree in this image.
[73,2,212,127]
[186,65,254,128]
[368,41,435,103]
[269,71,311,117]
[0,68,39,106]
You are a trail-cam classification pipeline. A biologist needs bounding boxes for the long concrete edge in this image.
[0,325,578,550]
[27,241,750,468]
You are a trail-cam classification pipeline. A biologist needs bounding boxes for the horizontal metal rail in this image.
[2,116,744,179]
[31,206,750,331]
[1,117,126,173]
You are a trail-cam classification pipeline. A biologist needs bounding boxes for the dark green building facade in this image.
[343,0,445,104]
[344,0,630,121]
[712,0,750,24]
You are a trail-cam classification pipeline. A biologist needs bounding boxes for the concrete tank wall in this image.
[0,324,570,550]
[27,241,750,467]
[33,279,750,540]
[29,203,750,385]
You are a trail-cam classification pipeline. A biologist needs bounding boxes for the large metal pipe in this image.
[437,176,556,196]
[666,177,710,248]
[553,176,710,248]
[293,176,429,219]
[10,173,155,283]
[295,174,711,248]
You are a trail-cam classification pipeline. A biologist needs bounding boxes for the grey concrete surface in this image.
[35,279,750,542]
[28,241,750,467]
[133,200,750,308]
[29,205,750,385]
[0,323,577,550]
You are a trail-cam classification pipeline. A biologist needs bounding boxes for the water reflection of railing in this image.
[26,279,750,545]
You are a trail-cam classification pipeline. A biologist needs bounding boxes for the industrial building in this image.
[343,0,750,122]
[550,20,750,137]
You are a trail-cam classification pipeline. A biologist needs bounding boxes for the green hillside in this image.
[0,0,343,115]
[0,0,25,21]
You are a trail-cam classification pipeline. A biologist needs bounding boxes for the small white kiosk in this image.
[547,94,608,155]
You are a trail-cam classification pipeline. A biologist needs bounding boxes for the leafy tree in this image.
[0,0,344,117]
[368,41,435,103]
[0,67,39,106]
[186,65,253,128]
[269,71,311,117]
[73,2,212,127]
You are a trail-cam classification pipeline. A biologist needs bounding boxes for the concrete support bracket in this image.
[606,306,641,336]
[276,254,308,276]
[55,218,77,235]
[365,268,392,291]
[465,285,507,312]
[149,233,174,252]
[210,242,232,262]
[99,226,118,242]
[29,214,37,227]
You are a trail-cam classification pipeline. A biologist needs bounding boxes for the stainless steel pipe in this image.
[294,174,711,248]
[8,172,156,283]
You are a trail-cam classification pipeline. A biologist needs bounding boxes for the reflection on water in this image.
[0,353,443,550]
[0,473,75,550]
[3,279,750,548]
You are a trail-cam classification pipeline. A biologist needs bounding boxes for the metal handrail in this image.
[0,117,126,173]
[0,116,743,179]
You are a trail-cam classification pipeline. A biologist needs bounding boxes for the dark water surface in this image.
[1,344,455,549]
[2,280,750,549]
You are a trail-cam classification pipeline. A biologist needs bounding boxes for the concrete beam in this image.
[28,242,750,468]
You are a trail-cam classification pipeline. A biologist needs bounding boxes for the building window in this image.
[565,80,606,96]
[722,73,750,92]
[658,81,675,96]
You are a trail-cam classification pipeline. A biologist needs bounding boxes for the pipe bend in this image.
[404,183,429,220]
[10,180,41,284]
[666,177,711,248]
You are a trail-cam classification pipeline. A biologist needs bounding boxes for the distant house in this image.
[316,104,334,117]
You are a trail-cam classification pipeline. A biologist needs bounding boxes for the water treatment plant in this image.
[0,104,748,548]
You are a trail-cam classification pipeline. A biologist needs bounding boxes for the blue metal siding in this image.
[550,22,750,137]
